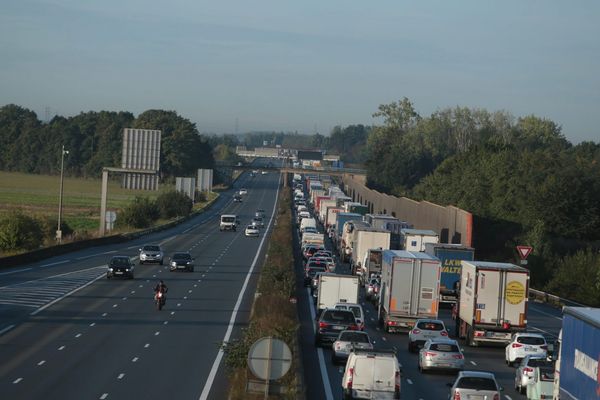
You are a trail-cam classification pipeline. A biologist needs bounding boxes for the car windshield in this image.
[430,343,459,352]
[247,225,256,229]
[322,310,355,324]
[173,253,191,260]
[222,216,235,222]
[528,359,553,368]
[143,246,160,252]
[347,306,362,318]
[539,367,555,381]
[517,336,546,345]
[417,321,444,331]
[456,377,497,390]
[110,258,130,267]
[307,267,326,277]
[339,332,369,343]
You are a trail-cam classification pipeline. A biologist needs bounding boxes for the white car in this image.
[244,225,259,237]
[331,330,373,364]
[238,188,248,195]
[342,349,401,400]
[408,319,449,352]
[505,332,548,366]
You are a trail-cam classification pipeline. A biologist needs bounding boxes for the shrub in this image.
[155,190,193,219]
[117,196,159,228]
[0,211,44,251]
[39,216,73,239]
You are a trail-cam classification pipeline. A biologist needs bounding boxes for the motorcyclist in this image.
[154,280,168,303]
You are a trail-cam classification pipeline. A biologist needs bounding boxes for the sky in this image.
[1,0,599,142]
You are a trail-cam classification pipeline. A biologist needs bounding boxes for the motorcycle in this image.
[155,290,166,310]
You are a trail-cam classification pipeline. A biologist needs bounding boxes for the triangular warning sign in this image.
[516,245,533,259]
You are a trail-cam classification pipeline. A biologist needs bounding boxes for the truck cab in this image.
[220,214,238,231]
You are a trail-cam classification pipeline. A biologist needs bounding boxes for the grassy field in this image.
[0,171,216,233]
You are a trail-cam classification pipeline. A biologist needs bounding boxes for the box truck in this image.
[340,220,371,262]
[332,212,362,248]
[350,228,391,275]
[319,199,337,222]
[424,243,475,304]
[378,250,441,333]
[554,307,600,400]
[359,248,384,286]
[456,261,529,346]
[400,229,439,251]
[317,274,360,313]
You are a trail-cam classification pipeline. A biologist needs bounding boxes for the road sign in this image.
[247,337,292,381]
[105,211,116,223]
[516,245,533,260]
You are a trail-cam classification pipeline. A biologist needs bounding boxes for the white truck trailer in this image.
[378,250,441,333]
[317,273,360,313]
[456,261,529,346]
[349,228,391,276]
[400,228,439,252]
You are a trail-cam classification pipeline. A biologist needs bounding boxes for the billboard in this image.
[121,128,161,190]
[297,150,323,161]
[197,169,213,192]
[176,177,196,202]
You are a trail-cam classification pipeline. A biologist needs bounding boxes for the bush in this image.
[117,196,159,228]
[39,216,73,239]
[156,190,193,219]
[0,211,44,251]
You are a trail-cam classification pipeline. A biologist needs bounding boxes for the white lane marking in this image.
[0,324,16,335]
[199,172,283,400]
[127,245,139,250]
[188,290,192,293]
[122,297,127,300]
[163,321,168,325]
[102,313,108,317]
[177,303,181,307]
[58,346,66,351]
[155,331,160,336]
[529,325,558,338]
[100,393,108,399]
[13,378,23,384]
[0,267,33,276]
[407,379,413,385]
[194,284,197,288]
[530,306,563,321]
[30,267,106,316]
[382,337,387,341]
[132,357,138,362]
[112,304,118,308]
[38,360,46,366]
[184,296,187,300]
[40,260,69,268]
[159,236,175,246]
[90,323,96,327]
[183,226,193,234]
[117,373,125,380]
[470,361,477,366]
[170,311,175,315]
[139,285,143,288]
[144,343,150,348]
[306,288,335,400]
[131,291,135,294]
[505,396,513,400]
[75,333,82,338]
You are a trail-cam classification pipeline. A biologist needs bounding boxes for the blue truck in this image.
[424,243,474,304]
[554,306,600,400]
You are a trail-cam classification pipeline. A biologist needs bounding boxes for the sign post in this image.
[516,245,533,266]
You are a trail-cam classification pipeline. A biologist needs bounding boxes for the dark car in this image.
[233,194,242,203]
[304,265,326,286]
[107,256,135,279]
[303,245,325,261]
[169,252,195,272]
[315,309,359,346]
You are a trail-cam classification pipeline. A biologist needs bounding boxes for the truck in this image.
[314,195,331,215]
[301,232,325,248]
[344,202,369,216]
[325,206,343,229]
[424,243,475,304]
[316,273,360,313]
[332,212,362,249]
[299,217,317,234]
[360,248,384,285]
[349,228,391,275]
[364,214,411,250]
[400,228,439,251]
[340,220,371,263]
[319,199,337,223]
[554,307,600,400]
[456,261,529,346]
[378,250,441,333]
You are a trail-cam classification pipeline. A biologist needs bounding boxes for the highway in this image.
[293,208,564,400]
[0,165,281,400]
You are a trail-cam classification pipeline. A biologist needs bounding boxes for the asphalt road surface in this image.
[0,163,281,400]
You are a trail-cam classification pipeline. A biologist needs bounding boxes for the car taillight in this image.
[453,391,461,400]
[452,354,464,359]
[512,343,523,348]
[348,324,359,331]
[440,331,448,336]
[387,321,397,326]
[394,371,400,392]
[319,322,329,329]
[411,329,421,335]
[347,368,354,389]
[502,322,511,330]
[493,394,500,400]
[523,367,533,373]
[424,352,437,358]
[474,331,485,337]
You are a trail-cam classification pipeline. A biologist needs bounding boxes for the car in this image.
[252,216,264,228]
[514,355,554,394]
[304,265,326,286]
[261,170,267,175]
[233,193,242,202]
[447,371,502,399]
[107,256,135,279]
[331,330,373,364]
[314,250,333,258]
[342,349,401,400]
[302,226,318,235]
[418,339,464,373]
[169,252,195,272]
[245,224,260,237]
[334,303,365,330]
[138,244,164,265]
[303,245,325,261]
[297,205,308,214]
[238,188,248,195]
[315,308,359,346]
[255,209,266,218]
[505,332,548,366]
[408,319,449,352]
[525,364,555,400]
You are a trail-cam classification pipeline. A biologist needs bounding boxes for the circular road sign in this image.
[247,337,292,381]
[105,211,116,223]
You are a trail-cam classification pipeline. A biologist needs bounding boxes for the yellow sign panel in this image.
[505,281,526,305]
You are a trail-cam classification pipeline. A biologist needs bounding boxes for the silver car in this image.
[331,330,373,364]
[447,371,502,399]
[139,244,164,265]
[514,355,553,394]
[418,339,464,373]
[408,319,449,352]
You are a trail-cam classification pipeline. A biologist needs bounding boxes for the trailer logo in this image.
[505,281,526,305]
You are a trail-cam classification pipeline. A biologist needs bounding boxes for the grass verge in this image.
[222,190,302,399]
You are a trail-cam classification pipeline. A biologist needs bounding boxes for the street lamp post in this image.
[56,145,69,243]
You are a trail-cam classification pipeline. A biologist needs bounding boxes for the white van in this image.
[299,217,317,234]
[220,214,237,231]
[342,349,401,400]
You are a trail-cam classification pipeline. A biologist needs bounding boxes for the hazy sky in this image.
[1,0,599,142]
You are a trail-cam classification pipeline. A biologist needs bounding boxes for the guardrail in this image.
[529,288,588,308]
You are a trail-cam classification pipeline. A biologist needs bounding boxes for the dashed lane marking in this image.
[132,357,138,362]
[100,393,108,399]
[0,324,15,336]
[75,333,82,338]
[38,360,46,366]
[407,379,413,385]
[58,346,65,351]
[117,373,125,380]
[13,378,23,384]
[144,344,150,348]
[470,361,477,366]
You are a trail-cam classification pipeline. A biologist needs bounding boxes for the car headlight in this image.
[171,262,176,266]
[108,268,113,272]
